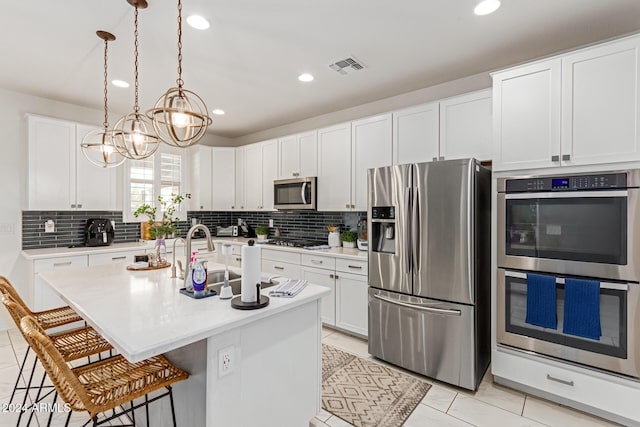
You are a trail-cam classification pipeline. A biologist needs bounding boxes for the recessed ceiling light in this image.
[212,109,225,115]
[298,73,314,82]
[111,79,130,88]
[474,0,501,15]
[187,15,210,30]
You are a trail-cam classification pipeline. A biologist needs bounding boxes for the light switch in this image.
[269,219,274,227]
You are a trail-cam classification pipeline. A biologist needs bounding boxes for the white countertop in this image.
[22,237,368,261]
[39,261,330,362]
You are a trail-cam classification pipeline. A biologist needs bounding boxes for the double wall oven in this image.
[497,170,640,379]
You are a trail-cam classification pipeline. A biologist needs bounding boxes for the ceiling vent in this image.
[329,57,366,75]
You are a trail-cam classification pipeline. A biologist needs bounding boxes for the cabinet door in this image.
[439,89,492,161]
[234,147,245,210]
[278,135,299,179]
[88,250,140,266]
[211,147,236,211]
[298,131,318,177]
[75,124,118,211]
[302,266,336,326]
[392,102,439,165]
[561,37,640,166]
[317,123,352,211]
[335,271,368,336]
[33,255,87,311]
[28,115,75,210]
[189,146,213,210]
[352,114,393,211]
[493,59,562,171]
[261,139,278,210]
[244,143,263,210]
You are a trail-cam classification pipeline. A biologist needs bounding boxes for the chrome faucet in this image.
[184,224,215,290]
[170,237,186,279]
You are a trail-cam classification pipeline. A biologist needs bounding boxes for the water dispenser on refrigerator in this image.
[371,206,395,254]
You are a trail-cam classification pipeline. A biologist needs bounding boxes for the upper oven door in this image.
[273,177,316,210]
[497,189,640,281]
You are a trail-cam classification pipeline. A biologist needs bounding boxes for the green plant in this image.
[340,230,358,242]
[134,193,191,239]
[255,225,270,236]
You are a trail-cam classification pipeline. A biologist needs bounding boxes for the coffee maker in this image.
[357,219,368,251]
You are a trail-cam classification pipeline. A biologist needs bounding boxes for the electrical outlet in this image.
[269,219,274,227]
[237,218,242,226]
[218,346,235,377]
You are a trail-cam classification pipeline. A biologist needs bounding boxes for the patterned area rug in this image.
[322,344,431,427]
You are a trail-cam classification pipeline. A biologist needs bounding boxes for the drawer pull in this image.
[274,266,285,270]
[53,261,72,267]
[111,256,126,261]
[235,257,242,261]
[546,374,574,387]
[347,265,362,269]
[329,274,334,279]
[311,259,323,264]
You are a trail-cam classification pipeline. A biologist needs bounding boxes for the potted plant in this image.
[134,193,191,240]
[255,225,270,241]
[340,230,358,248]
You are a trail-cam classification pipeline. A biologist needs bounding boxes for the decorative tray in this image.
[126,262,171,271]
[179,288,218,299]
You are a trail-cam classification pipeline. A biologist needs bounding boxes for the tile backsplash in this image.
[22,210,365,249]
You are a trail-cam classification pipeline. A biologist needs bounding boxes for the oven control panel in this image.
[505,173,628,192]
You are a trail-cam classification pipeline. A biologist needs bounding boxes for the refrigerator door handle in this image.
[405,187,412,274]
[373,294,462,316]
[412,187,420,273]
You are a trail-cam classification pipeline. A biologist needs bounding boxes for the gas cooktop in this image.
[265,238,326,248]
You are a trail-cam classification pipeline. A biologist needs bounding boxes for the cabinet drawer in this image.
[301,253,335,270]
[261,259,301,279]
[88,250,140,266]
[261,248,301,264]
[34,255,87,274]
[335,257,367,275]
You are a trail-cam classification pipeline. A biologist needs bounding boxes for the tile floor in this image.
[0,326,622,426]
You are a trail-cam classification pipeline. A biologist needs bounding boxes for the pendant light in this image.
[147,0,212,147]
[113,0,159,160]
[80,31,126,168]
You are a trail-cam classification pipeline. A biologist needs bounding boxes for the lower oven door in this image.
[497,268,640,379]
[368,288,480,390]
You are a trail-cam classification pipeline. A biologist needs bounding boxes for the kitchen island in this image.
[38,261,330,427]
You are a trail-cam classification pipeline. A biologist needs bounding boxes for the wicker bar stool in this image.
[3,294,115,425]
[21,315,189,427]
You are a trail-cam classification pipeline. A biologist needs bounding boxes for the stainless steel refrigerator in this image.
[367,158,491,391]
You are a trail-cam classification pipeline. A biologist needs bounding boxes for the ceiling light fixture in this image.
[147,0,212,148]
[211,109,225,115]
[186,14,210,30]
[113,0,159,160]
[298,73,314,82]
[80,31,126,168]
[474,0,501,16]
[111,79,130,88]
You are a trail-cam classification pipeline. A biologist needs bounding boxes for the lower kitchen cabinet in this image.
[302,266,336,325]
[88,249,143,266]
[32,255,87,311]
[335,271,368,336]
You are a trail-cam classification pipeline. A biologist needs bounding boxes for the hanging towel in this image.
[563,278,602,340]
[525,273,557,329]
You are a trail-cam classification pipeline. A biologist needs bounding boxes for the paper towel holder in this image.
[231,282,269,310]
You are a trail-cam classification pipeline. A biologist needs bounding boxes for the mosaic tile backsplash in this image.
[22,210,366,249]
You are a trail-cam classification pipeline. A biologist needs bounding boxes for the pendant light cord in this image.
[176,0,184,92]
[103,38,110,129]
[134,6,140,116]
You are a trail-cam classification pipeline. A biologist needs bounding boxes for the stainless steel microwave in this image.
[273,177,316,210]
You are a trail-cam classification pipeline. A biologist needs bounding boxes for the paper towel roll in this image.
[241,241,261,303]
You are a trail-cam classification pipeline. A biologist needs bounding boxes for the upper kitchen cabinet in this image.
[561,36,640,166]
[351,114,393,210]
[234,146,245,210]
[492,59,562,171]
[261,139,278,211]
[393,102,439,164]
[439,89,492,162]
[189,145,213,210]
[211,147,236,211]
[277,131,317,179]
[318,122,352,211]
[28,115,117,211]
[240,140,278,211]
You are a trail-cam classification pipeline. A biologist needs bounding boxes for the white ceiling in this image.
[1,0,639,138]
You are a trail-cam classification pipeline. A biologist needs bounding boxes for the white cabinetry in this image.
[190,146,213,210]
[334,258,368,336]
[28,115,117,210]
[242,140,277,211]
[439,89,492,161]
[278,131,318,179]
[33,255,87,311]
[393,102,439,164]
[88,249,142,266]
[261,139,278,211]
[234,147,245,210]
[261,249,301,278]
[318,123,352,211]
[301,254,336,325]
[211,147,236,211]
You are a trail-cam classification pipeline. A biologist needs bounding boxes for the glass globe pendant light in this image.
[147,0,212,147]
[113,0,159,160]
[80,31,125,168]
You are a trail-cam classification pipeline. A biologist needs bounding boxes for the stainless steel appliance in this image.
[84,219,114,247]
[357,219,368,251]
[266,238,325,248]
[273,177,316,210]
[497,170,640,378]
[368,158,491,390]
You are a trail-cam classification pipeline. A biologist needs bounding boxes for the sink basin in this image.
[205,270,279,296]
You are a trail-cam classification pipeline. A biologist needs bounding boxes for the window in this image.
[123,146,188,222]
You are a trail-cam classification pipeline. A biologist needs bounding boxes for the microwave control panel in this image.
[505,173,628,192]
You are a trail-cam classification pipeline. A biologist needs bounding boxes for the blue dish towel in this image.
[525,273,557,329]
[563,278,602,340]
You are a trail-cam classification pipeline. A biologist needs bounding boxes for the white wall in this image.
[0,88,104,330]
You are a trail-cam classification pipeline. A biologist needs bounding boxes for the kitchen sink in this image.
[206,270,279,296]
[207,270,241,284]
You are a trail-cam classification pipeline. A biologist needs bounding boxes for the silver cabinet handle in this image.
[200,205,204,209]
[274,266,284,270]
[373,294,462,316]
[231,206,235,209]
[329,274,334,279]
[111,256,126,261]
[562,154,571,161]
[311,259,323,264]
[235,257,242,261]
[347,265,362,269]
[53,261,72,267]
[546,374,574,387]
[345,203,350,208]
[551,155,560,162]
[71,204,76,208]
[432,157,438,161]
[77,204,82,208]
